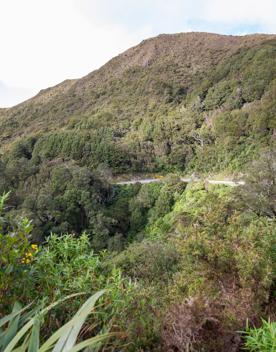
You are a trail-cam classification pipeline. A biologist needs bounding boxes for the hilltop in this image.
[0,32,275,174]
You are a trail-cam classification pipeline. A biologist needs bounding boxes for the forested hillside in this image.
[0,33,275,173]
[1,32,275,351]
[0,32,275,238]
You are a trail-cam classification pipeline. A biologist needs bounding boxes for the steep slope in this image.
[0,33,274,138]
[0,32,275,174]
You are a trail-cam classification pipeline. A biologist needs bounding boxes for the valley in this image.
[0,32,275,352]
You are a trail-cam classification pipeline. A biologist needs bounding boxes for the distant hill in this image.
[0,32,275,173]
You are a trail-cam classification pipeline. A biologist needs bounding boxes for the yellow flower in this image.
[21,256,31,264]
[21,245,37,265]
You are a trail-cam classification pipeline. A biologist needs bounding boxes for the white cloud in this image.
[200,0,276,33]
[76,0,276,34]
[75,0,194,33]
[0,0,275,107]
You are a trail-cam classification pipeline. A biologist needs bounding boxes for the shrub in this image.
[110,240,180,283]
[204,80,235,110]
[162,296,242,352]
[234,149,276,218]
[128,183,162,234]
[19,162,112,240]
[30,234,102,300]
[28,234,135,329]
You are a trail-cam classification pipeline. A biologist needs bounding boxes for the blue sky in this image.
[0,0,275,107]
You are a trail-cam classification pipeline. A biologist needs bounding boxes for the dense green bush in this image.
[164,186,275,295]
[128,183,162,234]
[2,232,139,349]
[31,234,103,299]
[204,80,235,110]
[110,240,180,283]
[2,231,171,351]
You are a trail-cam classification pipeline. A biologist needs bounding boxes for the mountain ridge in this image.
[0,31,275,175]
[2,32,274,110]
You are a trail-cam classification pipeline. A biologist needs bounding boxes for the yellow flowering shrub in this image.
[21,244,38,264]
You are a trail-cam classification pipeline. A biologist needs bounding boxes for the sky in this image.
[0,0,275,107]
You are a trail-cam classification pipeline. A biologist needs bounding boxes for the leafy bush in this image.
[128,183,162,234]
[30,234,102,300]
[170,188,275,294]
[111,240,180,283]
[204,80,235,110]
[31,129,132,172]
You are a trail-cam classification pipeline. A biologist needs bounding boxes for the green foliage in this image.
[30,234,102,299]
[110,240,180,283]
[128,183,162,234]
[19,234,134,327]
[147,178,186,225]
[9,162,112,241]
[164,186,275,298]
[0,291,112,352]
[243,319,276,352]
[104,184,141,238]
[0,192,35,308]
[204,80,236,110]
[144,185,275,350]
[102,180,186,244]
[9,137,37,160]
[31,129,131,172]
[1,181,276,351]
[2,232,138,349]
[234,149,276,218]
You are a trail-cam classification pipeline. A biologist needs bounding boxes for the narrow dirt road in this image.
[115,177,245,187]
